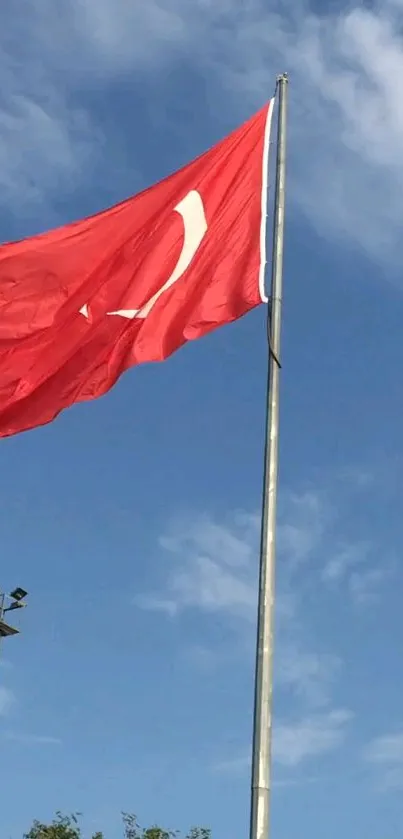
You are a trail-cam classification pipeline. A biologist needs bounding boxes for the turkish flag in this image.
[0,100,274,437]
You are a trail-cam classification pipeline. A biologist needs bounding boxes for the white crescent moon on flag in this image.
[79,190,208,321]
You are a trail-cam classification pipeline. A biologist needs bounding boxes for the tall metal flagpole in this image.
[249,73,288,839]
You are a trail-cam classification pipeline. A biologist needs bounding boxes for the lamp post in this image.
[0,587,28,644]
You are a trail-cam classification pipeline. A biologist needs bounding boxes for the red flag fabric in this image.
[0,100,274,437]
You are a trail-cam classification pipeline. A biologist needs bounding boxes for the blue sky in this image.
[1,1,403,837]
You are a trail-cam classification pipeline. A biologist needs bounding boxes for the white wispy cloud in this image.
[214,753,251,775]
[348,566,390,606]
[277,491,329,569]
[276,648,342,708]
[215,708,352,772]
[364,732,403,791]
[322,543,369,584]
[322,541,391,606]
[161,513,257,569]
[136,492,344,716]
[136,512,259,620]
[337,466,375,491]
[0,686,15,715]
[0,91,96,211]
[136,472,397,782]
[0,6,100,213]
[3,0,403,261]
[273,709,353,767]
[134,472,401,782]
[138,480,385,627]
[135,492,327,622]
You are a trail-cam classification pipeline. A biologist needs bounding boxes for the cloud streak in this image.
[364,732,403,791]
[3,731,62,746]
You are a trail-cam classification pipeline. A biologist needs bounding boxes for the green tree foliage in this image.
[23,813,94,839]
[121,814,210,839]
[23,812,210,839]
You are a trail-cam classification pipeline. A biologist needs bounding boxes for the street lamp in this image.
[0,587,28,641]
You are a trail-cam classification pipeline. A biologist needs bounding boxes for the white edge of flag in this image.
[258,97,275,304]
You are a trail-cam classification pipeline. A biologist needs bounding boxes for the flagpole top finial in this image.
[276,72,288,84]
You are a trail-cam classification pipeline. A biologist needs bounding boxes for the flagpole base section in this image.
[250,786,270,839]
